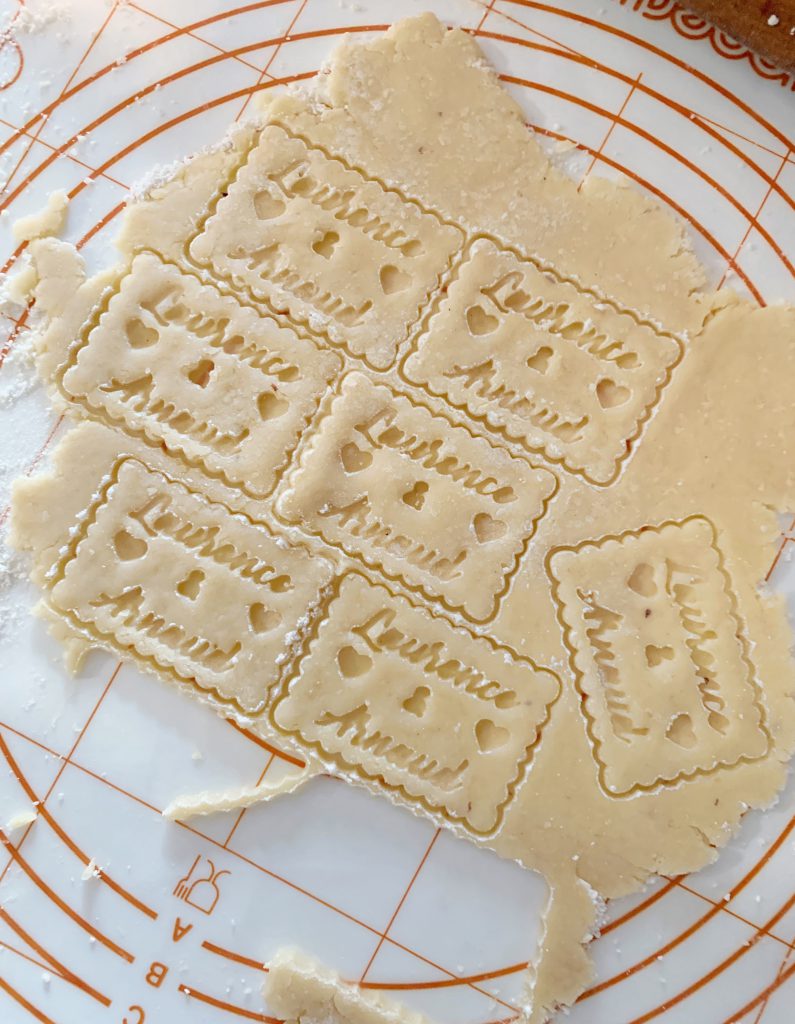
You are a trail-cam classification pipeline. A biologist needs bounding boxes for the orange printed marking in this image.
[173,917,193,942]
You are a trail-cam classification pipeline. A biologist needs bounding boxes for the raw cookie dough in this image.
[265,949,435,1024]
[9,14,795,1023]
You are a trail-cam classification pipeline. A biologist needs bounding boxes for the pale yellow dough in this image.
[9,14,795,1023]
[265,949,436,1024]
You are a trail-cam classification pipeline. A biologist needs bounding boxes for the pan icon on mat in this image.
[172,854,230,915]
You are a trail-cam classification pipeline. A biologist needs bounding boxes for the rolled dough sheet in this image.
[9,14,795,1022]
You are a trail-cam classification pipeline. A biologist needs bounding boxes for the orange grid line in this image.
[718,150,792,289]
[0,975,56,1024]
[129,1,274,76]
[223,752,276,848]
[1,0,120,196]
[478,26,795,220]
[0,906,110,1006]
[0,662,120,892]
[358,828,441,983]
[626,891,795,1024]
[235,0,308,124]
[178,983,282,1022]
[0,113,128,190]
[505,0,794,153]
[0,827,134,962]
[578,71,642,190]
[749,945,795,1024]
[0,730,157,919]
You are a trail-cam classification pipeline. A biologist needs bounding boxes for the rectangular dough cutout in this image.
[549,516,769,795]
[48,457,336,714]
[61,252,341,499]
[275,371,558,621]
[403,239,683,483]
[271,573,561,834]
[189,123,464,370]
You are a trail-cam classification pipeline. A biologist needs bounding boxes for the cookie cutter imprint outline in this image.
[547,515,771,798]
[56,250,345,502]
[269,571,563,836]
[186,121,467,372]
[272,369,560,626]
[44,455,337,718]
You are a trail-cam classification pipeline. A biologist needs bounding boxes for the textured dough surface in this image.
[8,14,795,1023]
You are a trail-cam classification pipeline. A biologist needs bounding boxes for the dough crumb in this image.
[265,948,437,1024]
[80,857,99,881]
[13,190,69,244]
[5,807,38,833]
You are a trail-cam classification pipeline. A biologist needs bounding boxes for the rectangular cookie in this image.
[271,573,561,834]
[403,239,683,484]
[48,457,336,714]
[60,252,341,500]
[189,123,464,370]
[275,371,558,621]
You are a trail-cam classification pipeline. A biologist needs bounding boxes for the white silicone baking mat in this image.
[0,1,793,1022]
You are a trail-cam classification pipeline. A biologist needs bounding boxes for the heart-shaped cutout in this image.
[380,264,411,295]
[187,358,215,388]
[340,442,372,473]
[402,480,428,511]
[466,304,498,336]
[402,685,430,717]
[475,718,510,752]
[627,561,657,597]
[337,645,373,678]
[645,644,674,667]
[253,190,286,220]
[473,512,507,544]
[596,377,631,409]
[313,230,339,259]
[113,529,147,561]
[177,569,205,600]
[665,713,696,749]
[249,602,282,634]
[258,391,288,420]
[526,345,553,374]
[125,317,158,349]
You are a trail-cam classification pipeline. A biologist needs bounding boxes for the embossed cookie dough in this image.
[9,13,795,1024]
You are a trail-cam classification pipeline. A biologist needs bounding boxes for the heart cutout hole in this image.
[596,377,631,409]
[177,569,205,600]
[402,481,428,511]
[258,391,288,420]
[312,230,339,259]
[666,713,697,748]
[645,644,674,667]
[466,304,498,336]
[249,602,282,634]
[402,685,430,717]
[340,442,372,473]
[526,345,553,373]
[380,264,411,295]
[253,191,286,220]
[628,562,657,597]
[125,317,158,349]
[473,512,507,544]
[113,529,148,561]
[475,718,510,752]
[338,645,373,678]
[187,358,215,388]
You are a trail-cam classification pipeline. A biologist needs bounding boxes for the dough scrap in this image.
[12,189,69,243]
[162,765,313,821]
[8,14,795,1022]
[265,949,436,1024]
